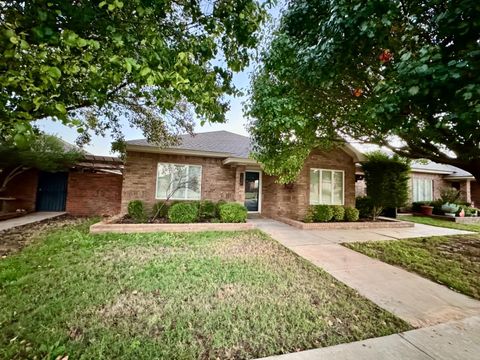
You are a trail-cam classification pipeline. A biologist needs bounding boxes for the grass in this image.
[400,215,480,232]
[0,219,409,359]
[345,234,480,300]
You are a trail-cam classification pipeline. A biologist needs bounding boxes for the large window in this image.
[310,169,344,205]
[412,178,433,202]
[156,163,202,200]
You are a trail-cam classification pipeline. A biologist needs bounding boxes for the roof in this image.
[126,130,365,162]
[410,160,473,178]
[127,131,251,158]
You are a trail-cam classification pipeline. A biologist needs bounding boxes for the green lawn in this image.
[345,234,480,300]
[0,220,409,359]
[400,215,480,232]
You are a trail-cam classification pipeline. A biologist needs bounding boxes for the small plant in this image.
[218,202,247,223]
[331,205,345,221]
[344,207,360,222]
[215,199,227,217]
[304,207,315,223]
[152,201,170,219]
[199,200,216,220]
[440,188,461,204]
[312,205,334,222]
[127,200,148,223]
[168,202,199,223]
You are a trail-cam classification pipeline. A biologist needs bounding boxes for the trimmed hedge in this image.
[168,202,199,223]
[312,205,334,222]
[331,205,345,221]
[218,202,247,223]
[344,207,360,222]
[199,200,216,220]
[305,205,360,223]
[128,200,148,223]
[355,196,374,219]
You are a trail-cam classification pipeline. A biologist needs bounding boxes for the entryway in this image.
[244,171,261,212]
[36,172,69,211]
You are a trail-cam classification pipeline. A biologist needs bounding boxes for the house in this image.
[2,149,123,217]
[355,160,480,207]
[121,131,365,220]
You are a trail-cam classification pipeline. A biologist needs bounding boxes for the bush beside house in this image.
[305,205,359,223]
[125,199,248,224]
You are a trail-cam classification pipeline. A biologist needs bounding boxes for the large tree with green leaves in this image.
[0,134,81,193]
[248,0,480,183]
[1,0,267,148]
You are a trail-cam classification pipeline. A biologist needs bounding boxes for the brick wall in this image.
[1,169,38,212]
[261,148,356,220]
[121,151,237,212]
[408,172,451,203]
[471,181,480,208]
[66,171,122,216]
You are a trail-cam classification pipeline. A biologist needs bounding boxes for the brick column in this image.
[460,179,472,203]
[234,166,246,204]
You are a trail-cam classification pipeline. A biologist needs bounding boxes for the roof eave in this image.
[222,157,259,166]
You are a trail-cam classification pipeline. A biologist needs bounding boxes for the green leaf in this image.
[48,67,62,79]
[408,86,419,95]
[55,103,67,114]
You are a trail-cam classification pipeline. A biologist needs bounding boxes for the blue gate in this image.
[36,172,68,211]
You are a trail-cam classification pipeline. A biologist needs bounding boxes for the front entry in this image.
[244,171,261,212]
[36,172,69,211]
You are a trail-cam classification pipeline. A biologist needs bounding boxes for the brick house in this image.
[121,131,365,220]
[355,160,480,207]
[1,154,123,217]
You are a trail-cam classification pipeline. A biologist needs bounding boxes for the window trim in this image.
[309,168,345,205]
[155,162,203,200]
[412,178,433,202]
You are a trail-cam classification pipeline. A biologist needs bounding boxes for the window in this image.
[310,169,344,205]
[156,163,202,200]
[412,178,433,202]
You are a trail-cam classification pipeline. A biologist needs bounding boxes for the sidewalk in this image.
[0,212,66,231]
[251,219,480,327]
[260,315,480,360]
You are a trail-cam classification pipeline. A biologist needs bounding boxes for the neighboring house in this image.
[2,147,123,216]
[121,131,365,220]
[355,160,480,207]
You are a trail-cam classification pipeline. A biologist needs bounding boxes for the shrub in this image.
[128,200,148,223]
[440,188,461,204]
[331,205,345,221]
[215,199,227,217]
[356,196,373,219]
[304,206,315,223]
[312,205,334,222]
[344,207,359,222]
[218,202,247,223]
[199,200,216,220]
[168,202,199,223]
[152,201,169,219]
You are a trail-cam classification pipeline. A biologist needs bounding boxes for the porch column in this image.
[460,179,472,203]
[234,166,246,204]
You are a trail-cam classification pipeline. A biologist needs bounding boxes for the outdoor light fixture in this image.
[240,172,244,186]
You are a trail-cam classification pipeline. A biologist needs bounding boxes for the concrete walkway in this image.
[251,219,480,327]
[260,315,480,360]
[0,212,66,231]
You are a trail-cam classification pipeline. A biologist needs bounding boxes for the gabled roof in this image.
[127,131,251,158]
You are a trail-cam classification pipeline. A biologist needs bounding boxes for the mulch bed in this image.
[0,215,84,257]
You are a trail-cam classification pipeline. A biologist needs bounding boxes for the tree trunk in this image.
[0,166,28,193]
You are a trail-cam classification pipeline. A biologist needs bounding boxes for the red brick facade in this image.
[66,171,122,216]
[1,169,39,212]
[122,148,356,220]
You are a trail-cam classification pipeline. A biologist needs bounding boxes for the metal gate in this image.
[36,172,68,211]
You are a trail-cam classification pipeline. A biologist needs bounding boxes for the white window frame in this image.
[310,168,345,205]
[412,178,433,202]
[155,163,202,200]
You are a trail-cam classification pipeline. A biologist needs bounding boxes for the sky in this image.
[37,2,284,156]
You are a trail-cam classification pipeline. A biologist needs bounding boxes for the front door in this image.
[244,171,261,212]
[36,172,69,211]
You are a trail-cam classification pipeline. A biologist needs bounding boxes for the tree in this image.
[0,134,81,193]
[247,0,480,183]
[1,0,267,148]
[362,151,410,220]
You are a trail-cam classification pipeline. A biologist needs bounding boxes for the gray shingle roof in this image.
[411,160,473,177]
[127,130,252,158]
